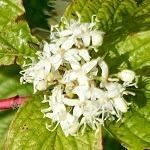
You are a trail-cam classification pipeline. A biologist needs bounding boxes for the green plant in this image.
[0,0,150,149]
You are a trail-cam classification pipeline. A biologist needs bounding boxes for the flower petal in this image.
[61,37,74,50]
[63,98,79,106]
[79,49,90,62]
[82,59,98,74]
[73,106,83,118]
[82,36,91,47]
[51,54,62,70]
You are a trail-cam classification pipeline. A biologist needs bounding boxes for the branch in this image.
[0,95,31,110]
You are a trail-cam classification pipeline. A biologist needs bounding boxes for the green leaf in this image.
[0,64,33,99]
[5,95,103,150]
[104,30,150,150]
[0,64,33,149]
[0,109,16,150]
[0,0,39,66]
[102,128,125,150]
[4,0,150,149]
[63,0,150,149]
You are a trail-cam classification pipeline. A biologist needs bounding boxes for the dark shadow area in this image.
[102,128,126,150]
[0,109,16,118]
[23,0,53,30]
[22,0,55,41]
[0,64,21,77]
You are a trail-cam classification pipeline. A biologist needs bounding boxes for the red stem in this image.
[0,95,31,110]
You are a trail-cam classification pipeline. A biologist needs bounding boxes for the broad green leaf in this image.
[0,0,39,66]
[104,31,150,150]
[5,95,103,150]
[0,110,16,150]
[0,64,33,149]
[0,64,33,99]
[102,128,125,150]
[63,0,150,149]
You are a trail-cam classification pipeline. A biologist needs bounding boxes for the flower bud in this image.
[92,33,103,47]
[114,97,128,113]
[119,69,135,83]
[36,80,47,91]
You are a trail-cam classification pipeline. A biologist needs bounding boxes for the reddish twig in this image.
[0,95,31,110]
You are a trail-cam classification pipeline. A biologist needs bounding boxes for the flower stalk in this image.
[0,95,31,110]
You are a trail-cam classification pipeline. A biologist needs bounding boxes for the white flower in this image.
[105,82,125,98]
[85,84,105,101]
[100,100,119,121]
[59,12,105,50]
[79,100,102,134]
[63,48,82,66]
[64,48,91,62]
[98,60,109,79]
[42,85,80,136]
[42,85,66,116]
[46,69,62,84]
[63,98,84,125]
[63,96,102,134]
[48,43,65,70]
[20,12,139,137]
[62,59,98,85]
[72,85,89,101]
[60,113,80,137]
[42,85,68,130]
[20,42,52,93]
[20,58,51,93]
[49,44,90,71]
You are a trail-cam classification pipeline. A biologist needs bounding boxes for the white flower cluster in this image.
[20,13,137,137]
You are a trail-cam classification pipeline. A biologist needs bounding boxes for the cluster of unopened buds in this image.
[20,13,138,137]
